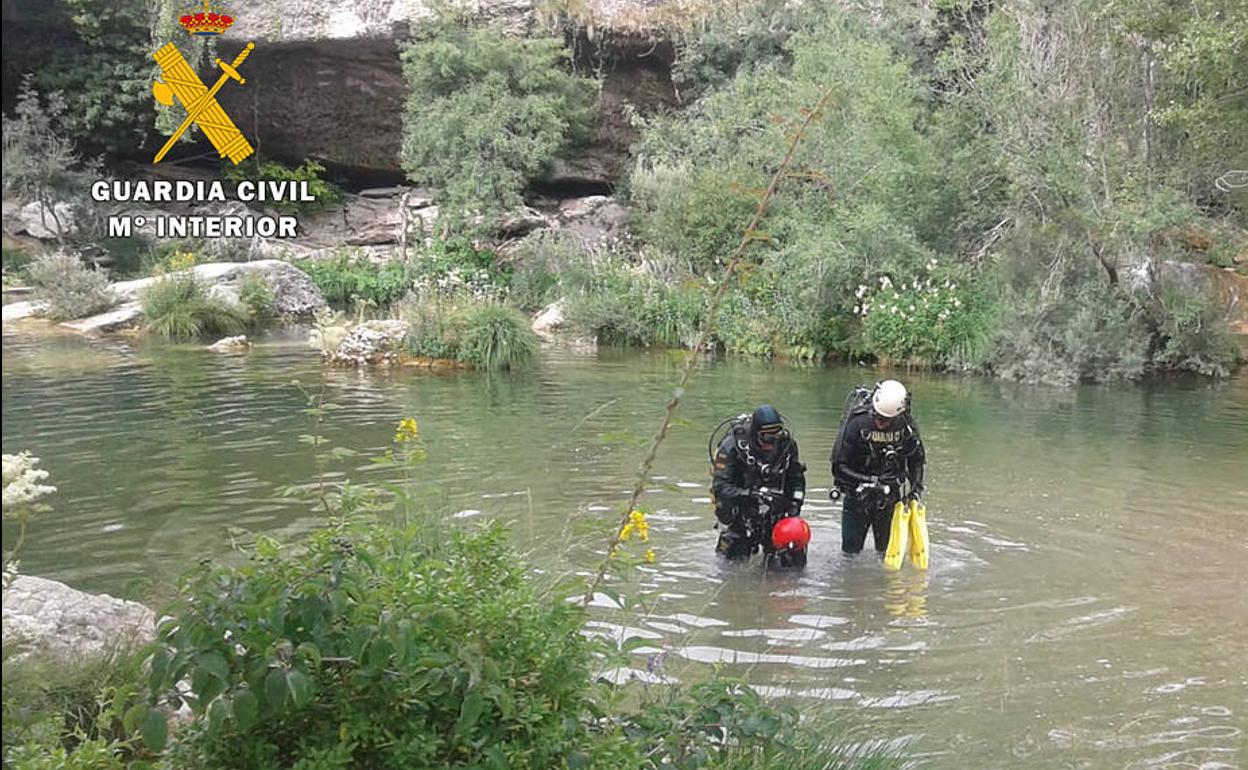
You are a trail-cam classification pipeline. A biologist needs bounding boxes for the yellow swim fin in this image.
[908,499,929,570]
[883,499,910,571]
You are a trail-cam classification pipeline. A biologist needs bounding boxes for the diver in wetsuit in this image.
[830,380,925,554]
[711,405,807,560]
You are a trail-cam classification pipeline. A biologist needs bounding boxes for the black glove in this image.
[786,502,802,518]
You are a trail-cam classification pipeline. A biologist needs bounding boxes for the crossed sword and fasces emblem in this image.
[151,42,256,165]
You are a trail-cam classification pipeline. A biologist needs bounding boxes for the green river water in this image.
[3,327,1246,769]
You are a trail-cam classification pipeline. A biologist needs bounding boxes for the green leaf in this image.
[265,667,289,710]
[233,689,259,731]
[197,651,229,683]
[287,669,313,708]
[456,692,485,736]
[142,708,167,751]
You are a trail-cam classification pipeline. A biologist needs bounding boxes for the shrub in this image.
[236,272,275,324]
[139,273,247,340]
[503,230,579,311]
[2,644,147,769]
[145,523,633,769]
[26,252,117,321]
[223,158,343,215]
[1148,286,1239,377]
[857,261,996,367]
[454,304,539,369]
[557,250,707,348]
[409,237,507,302]
[298,254,413,307]
[400,19,596,224]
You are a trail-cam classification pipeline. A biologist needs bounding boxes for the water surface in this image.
[3,327,1245,768]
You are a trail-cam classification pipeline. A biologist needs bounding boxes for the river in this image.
[3,327,1246,769]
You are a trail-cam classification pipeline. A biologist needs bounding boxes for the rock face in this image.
[197,1,679,181]
[2,575,155,660]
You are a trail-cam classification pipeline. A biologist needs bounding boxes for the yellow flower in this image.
[644,549,656,564]
[394,418,420,444]
[618,523,635,542]
[629,510,647,525]
[168,250,197,272]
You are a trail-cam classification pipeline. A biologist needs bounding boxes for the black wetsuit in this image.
[830,412,925,553]
[711,427,807,559]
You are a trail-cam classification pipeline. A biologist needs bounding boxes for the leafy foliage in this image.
[223,158,344,216]
[10,0,153,157]
[26,252,117,321]
[399,19,597,225]
[145,523,629,770]
[2,80,95,242]
[297,255,414,308]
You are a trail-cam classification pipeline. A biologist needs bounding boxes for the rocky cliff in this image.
[1,0,682,184]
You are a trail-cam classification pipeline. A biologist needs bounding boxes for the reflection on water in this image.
[3,328,1247,769]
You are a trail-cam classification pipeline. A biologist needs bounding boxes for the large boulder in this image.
[2,575,155,661]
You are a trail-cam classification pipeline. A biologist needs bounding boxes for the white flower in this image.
[853,305,860,314]
[954,298,962,308]
[2,452,56,511]
[855,285,867,299]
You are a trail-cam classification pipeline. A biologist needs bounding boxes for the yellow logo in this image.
[150,2,255,165]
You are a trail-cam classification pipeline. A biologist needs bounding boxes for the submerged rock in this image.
[2,575,155,661]
[207,335,252,352]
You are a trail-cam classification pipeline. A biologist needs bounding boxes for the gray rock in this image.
[14,201,76,240]
[59,302,143,334]
[2,575,155,661]
[556,195,631,249]
[207,335,252,352]
[2,300,48,323]
[531,298,566,338]
[326,319,410,366]
[48,260,326,334]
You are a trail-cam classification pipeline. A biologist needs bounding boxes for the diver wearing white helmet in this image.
[829,379,926,554]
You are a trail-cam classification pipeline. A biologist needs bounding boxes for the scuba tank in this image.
[829,385,874,500]
[707,412,752,468]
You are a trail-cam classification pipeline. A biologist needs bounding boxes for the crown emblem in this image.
[179,1,235,36]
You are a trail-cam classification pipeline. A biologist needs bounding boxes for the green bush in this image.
[1149,286,1239,377]
[409,237,508,302]
[236,273,275,324]
[26,252,117,321]
[454,304,539,370]
[2,644,147,770]
[145,523,633,770]
[223,158,344,216]
[503,231,580,311]
[139,273,247,340]
[298,255,413,307]
[858,262,996,367]
[563,260,706,348]
[400,19,597,224]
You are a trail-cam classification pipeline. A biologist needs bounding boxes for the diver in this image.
[829,379,925,555]
[710,405,809,566]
